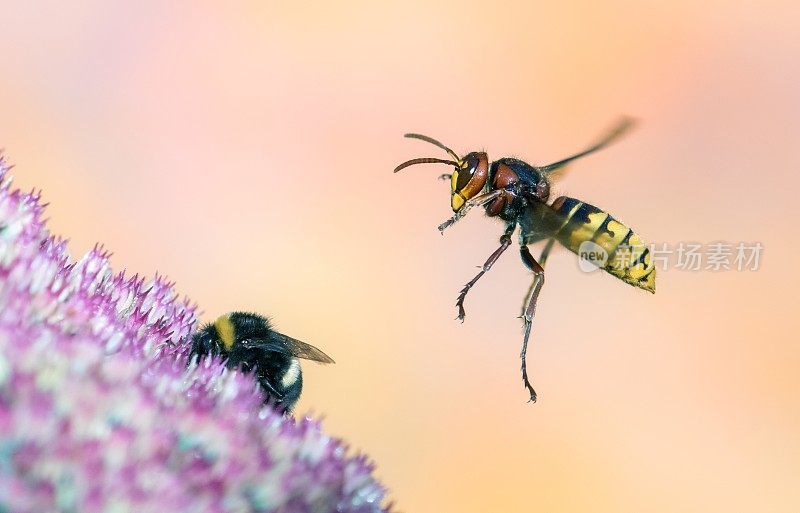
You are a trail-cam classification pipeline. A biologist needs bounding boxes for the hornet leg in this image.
[519,244,546,402]
[438,173,452,181]
[521,238,555,316]
[438,190,503,233]
[538,238,556,267]
[455,223,516,322]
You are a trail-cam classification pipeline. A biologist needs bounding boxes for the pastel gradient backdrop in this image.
[1,2,797,512]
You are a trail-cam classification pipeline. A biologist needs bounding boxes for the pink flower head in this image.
[0,156,388,513]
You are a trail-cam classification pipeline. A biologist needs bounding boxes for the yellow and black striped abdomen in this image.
[550,196,656,293]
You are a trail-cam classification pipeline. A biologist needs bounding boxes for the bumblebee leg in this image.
[438,173,452,181]
[438,190,503,232]
[258,376,284,401]
[455,223,516,322]
[519,245,546,403]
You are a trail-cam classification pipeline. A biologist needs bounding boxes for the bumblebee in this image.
[395,118,655,402]
[190,312,334,412]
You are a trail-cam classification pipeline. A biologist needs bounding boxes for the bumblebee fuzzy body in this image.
[190,312,333,412]
[395,118,654,402]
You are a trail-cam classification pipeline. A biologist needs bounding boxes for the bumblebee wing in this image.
[243,333,335,364]
[273,332,336,364]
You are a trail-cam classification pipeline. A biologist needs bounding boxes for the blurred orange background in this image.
[1,1,798,511]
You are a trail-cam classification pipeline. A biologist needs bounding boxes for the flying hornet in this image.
[394,118,655,402]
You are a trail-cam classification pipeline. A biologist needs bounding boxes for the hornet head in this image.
[394,133,489,212]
